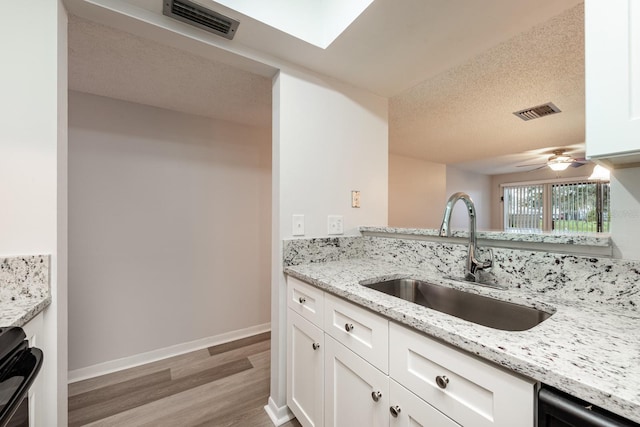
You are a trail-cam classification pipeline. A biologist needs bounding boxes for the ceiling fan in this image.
[516,149,587,172]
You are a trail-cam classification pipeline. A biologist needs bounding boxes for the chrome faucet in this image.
[439,192,493,283]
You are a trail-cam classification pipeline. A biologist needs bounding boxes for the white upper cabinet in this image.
[586,0,640,165]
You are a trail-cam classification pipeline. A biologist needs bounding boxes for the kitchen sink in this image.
[362,278,553,331]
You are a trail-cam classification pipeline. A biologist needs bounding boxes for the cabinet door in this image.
[287,310,324,427]
[586,0,640,163]
[389,380,460,427]
[324,335,388,427]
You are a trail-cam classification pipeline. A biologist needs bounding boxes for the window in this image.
[503,184,544,231]
[503,179,610,233]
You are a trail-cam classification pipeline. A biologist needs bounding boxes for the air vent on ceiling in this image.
[513,102,561,121]
[163,0,239,40]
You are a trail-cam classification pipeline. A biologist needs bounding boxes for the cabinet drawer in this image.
[288,276,324,328]
[324,293,389,373]
[389,322,535,427]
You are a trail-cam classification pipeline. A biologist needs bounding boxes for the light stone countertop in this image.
[284,258,640,424]
[360,226,612,247]
[0,256,51,327]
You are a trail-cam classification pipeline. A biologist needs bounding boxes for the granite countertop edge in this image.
[1,296,51,328]
[284,260,640,424]
[359,226,612,247]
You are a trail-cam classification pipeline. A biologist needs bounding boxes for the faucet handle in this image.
[480,249,493,270]
[472,248,493,271]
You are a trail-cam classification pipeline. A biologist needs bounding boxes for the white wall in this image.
[268,69,388,422]
[388,154,446,228]
[0,1,68,424]
[610,167,640,260]
[387,160,491,231]
[277,71,388,238]
[445,166,492,230]
[68,91,271,371]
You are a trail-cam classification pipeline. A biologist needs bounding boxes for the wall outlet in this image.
[351,190,361,208]
[327,215,344,235]
[292,214,305,236]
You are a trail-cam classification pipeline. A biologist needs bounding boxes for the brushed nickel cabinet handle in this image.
[344,323,354,332]
[312,342,320,350]
[390,405,401,417]
[299,297,306,304]
[371,391,382,402]
[436,375,449,389]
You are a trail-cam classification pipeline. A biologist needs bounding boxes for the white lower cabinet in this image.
[286,276,536,427]
[287,310,324,427]
[22,312,44,427]
[324,335,388,427]
[324,293,389,373]
[390,322,535,427]
[389,380,460,427]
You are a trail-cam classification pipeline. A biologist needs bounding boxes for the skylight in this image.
[213,0,375,48]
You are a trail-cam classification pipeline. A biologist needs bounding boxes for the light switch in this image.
[351,191,361,208]
[292,215,305,236]
[327,215,344,235]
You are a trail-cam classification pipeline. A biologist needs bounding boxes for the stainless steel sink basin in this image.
[362,278,552,331]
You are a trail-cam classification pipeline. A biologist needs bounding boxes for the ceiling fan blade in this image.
[516,162,546,167]
[520,165,547,171]
[570,161,586,168]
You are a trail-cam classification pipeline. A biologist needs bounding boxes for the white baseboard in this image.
[68,322,271,384]
[264,396,294,426]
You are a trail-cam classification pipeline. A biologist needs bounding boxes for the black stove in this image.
[0,326,43,427]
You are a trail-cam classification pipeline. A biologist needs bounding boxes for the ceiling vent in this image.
[163,0,239,40]
[513,102,561,121]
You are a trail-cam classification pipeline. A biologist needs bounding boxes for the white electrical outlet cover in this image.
[327,215,344,235]
[292,214,305,236]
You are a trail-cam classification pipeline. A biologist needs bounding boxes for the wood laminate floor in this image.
[68,332,301,427]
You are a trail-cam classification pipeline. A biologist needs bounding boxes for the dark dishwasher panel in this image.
[538,385,640,427]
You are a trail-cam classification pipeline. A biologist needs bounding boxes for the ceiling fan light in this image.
[548,162,571,171]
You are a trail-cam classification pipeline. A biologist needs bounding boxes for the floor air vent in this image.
[163,0,239,40]
[513,102,561,121]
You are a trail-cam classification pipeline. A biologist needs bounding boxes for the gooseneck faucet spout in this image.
[439,192,493,283]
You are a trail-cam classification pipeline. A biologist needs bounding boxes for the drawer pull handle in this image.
[436,375,449,389]
[298,297,306,304]
[371,391,382,402]
[390,405,401,417]
[312,342,320,350]
[344,323,354,332]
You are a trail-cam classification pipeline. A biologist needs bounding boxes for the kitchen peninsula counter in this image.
[283,239,640,424]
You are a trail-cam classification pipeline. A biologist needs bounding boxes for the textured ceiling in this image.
[66,0,587,174]
[68,15,273,127]
[69,0,582,97]
[389,4,585,173]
